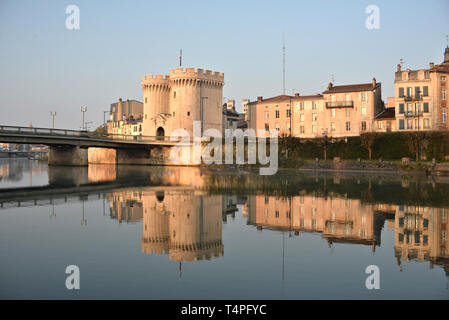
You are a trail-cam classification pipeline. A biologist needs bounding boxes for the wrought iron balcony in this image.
[326,101,354,108]
[403,95,423,101]
[404,111,424,117]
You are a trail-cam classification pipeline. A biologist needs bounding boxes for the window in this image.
[346,122,351,131]
[378,121,383,129]
[399,119,405,130]
[345,94,351,101]
[275,123,280,132]
[300,125,305,134]
[187,111,190,116]
[442,76,447,81]
[275,110,280,118]
[330,95,336,102]
[361,121,367,131]
[423,118,430,129]
[423,102,429,113]
[331,109,336,118]
[286,109,291,118]
[361,106,367,116]
[423,86,429,96]
[312,125,318,134]
[360,92,368,102]
[399,88,404,97]
[300,114,305,122]
[415,86,421,98]
[331,122,336,131]
[299,102,305,110]
[399,103,405,114]
[265,123,269,131]
[312,113,318,121]
[312,101,317,110]
[265,111,269,119]
[173,92,176,98]
[346,109,350,117]
[407,87,412,97]
[442,88,447,100]
[407,119,413,129]
[442,108,447,123]
[286,121,290,131]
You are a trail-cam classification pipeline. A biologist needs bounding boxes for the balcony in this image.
[326,101,354,108]
[403,95,423,102]
[404,111,424,117]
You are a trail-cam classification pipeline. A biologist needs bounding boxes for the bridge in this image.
[0,125,182,166]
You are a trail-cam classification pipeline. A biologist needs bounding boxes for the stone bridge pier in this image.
[48,146,88,166]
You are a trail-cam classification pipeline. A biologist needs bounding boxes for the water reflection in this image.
[1,162,449,298]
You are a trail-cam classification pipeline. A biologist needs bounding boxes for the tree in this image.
[90,125,106,137]
[360,132,377,160]
[407,132,426,161]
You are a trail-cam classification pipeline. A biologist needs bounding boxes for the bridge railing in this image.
[94,133,184,143]
[0,125,88,137]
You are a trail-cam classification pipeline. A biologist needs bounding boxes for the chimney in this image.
[257,96,263,102]
[327,82,333,90]
[429,62,435,69]
[294,93,300,98]
[397,64,401,72]
[372,77,376,87]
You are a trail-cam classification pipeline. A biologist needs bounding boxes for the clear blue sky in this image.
[1,0,448,130]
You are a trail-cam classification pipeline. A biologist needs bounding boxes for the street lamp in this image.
[80,106,87,130]
[50,111,56,129]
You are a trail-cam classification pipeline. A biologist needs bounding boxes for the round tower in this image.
[169,68,224,136]
[141,192,170,255]
[142,74,170,137]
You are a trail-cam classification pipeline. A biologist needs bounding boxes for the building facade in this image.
[394,46,449,132]
[248,78,383,138]
[109,98,143,122]
[142,67,224,138]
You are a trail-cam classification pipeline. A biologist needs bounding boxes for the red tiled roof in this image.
[323,83,380,94]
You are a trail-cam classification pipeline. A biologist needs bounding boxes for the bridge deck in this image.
[0,125,182,149]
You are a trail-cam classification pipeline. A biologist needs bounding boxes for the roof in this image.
[323,82,380,94]
[247,94,323,106]
[375,107,395,120]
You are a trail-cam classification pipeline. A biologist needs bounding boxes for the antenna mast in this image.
[283,33,286,95]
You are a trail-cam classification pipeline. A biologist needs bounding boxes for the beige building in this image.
[322,79,383,137]
[248,78,383,138]
[142,67,224,138]
[109,98,143,122]
[242,99,250,121]
[394,46,449,131]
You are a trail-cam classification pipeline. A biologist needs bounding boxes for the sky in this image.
[0,0,448,130]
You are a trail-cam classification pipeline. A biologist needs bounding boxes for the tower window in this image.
[187,111,190,116]
[145,98,147,103]
[174,92,176,98]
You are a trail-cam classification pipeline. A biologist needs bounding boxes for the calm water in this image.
[0,158,448,299]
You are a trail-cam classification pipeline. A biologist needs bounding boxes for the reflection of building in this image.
[394,205,449,275]
[107,190,144,223]
[141,189,223,262]
[246,194,383,249]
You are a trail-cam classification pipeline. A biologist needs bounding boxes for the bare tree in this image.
[360,132,377,160]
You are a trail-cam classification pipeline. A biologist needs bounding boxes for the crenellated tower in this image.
[142,67,224,138]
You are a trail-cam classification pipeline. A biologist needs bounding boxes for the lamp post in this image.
[80,106,87,130]
[49,111,56,129]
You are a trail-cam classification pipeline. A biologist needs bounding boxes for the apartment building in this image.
[248,78,382,138]
[322,78,383,138]
[394,46,449,131]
